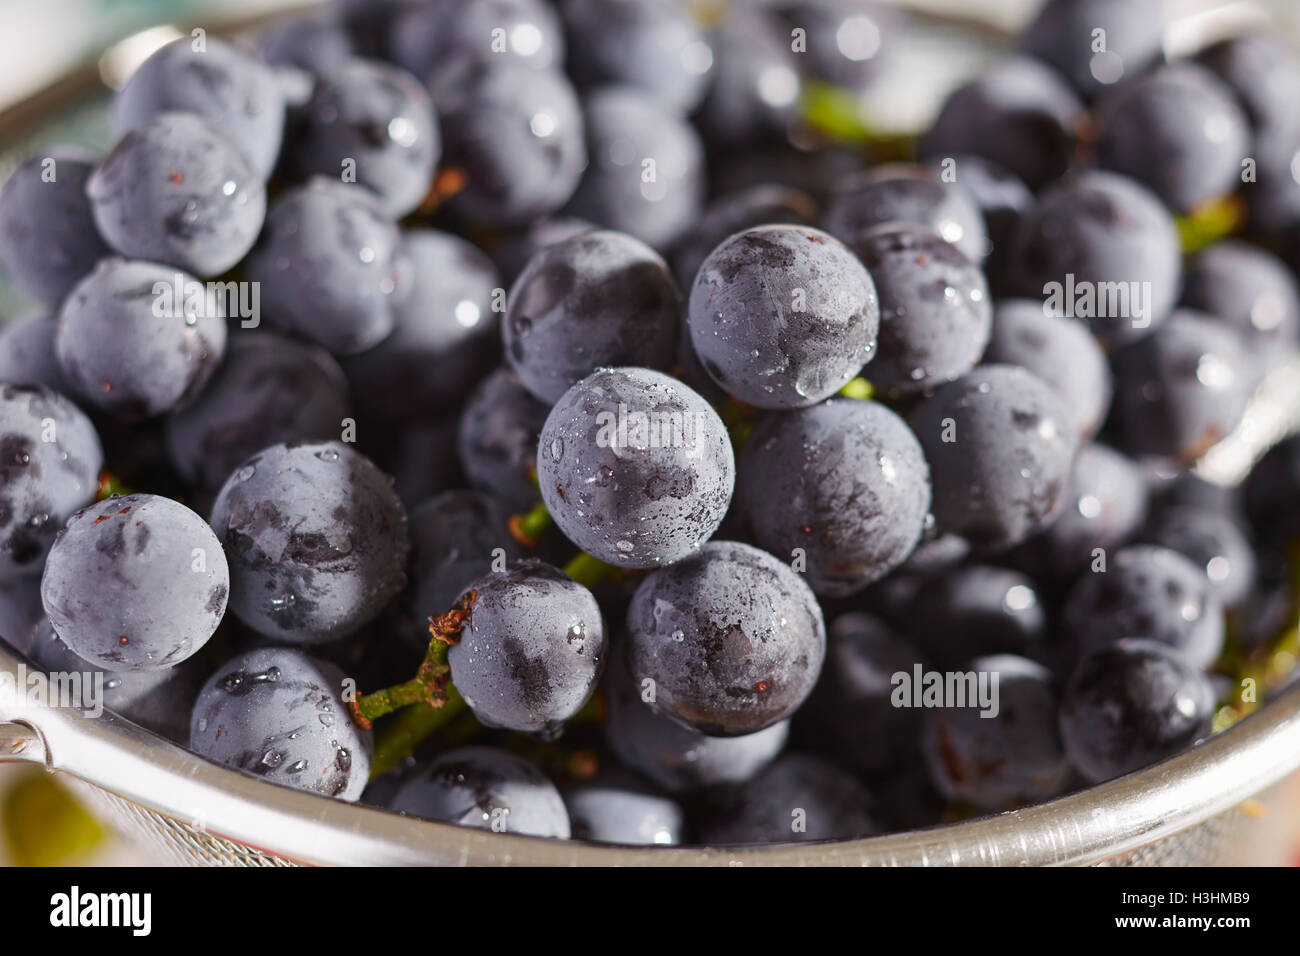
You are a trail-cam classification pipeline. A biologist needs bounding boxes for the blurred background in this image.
[2,0,1300,866]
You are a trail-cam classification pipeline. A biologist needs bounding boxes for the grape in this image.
[1062,545,1225,671]
[436,62,586,228]
[164,331,350,491]
[1007,442,1149,582]
[904,566,1048,670]
[563,769,684,845]
[1138,505,1256,610]
[920,57,1086,191]
[0,152,110,305]
[561,0,712,113]
[824,164,988,264]
[389,0,564,86]
[693,7,801,148]
[1020,0,1165,102]
[909,365,1079,552]
[1244,435,1300,545]
[340,228,499,418]
[390,745,570,837]
[258,11,353,78]
[493,217,597,286]
[738,398,930,597]
[55,258,228,421]
[624,540,826,736]
[405,491,518,649]
[1179,240,1300,366]
[87,112,267,278]
[983,299,1112,440]
[1109,310,1253,464]
[288,59,438,218]
[112,36,287,180]
[921,655,1072,811]
[0,385,102,579]
[1197,33,1300,172]
[0,314,67,392]
[0,575,45,654]
[190,646,372,800]
[768,1,898,90]
[797,612,926,778]
[504,230,680,404]
[536,368,734,567]
[696,753,877,845]
[208,440,409,644]
[1059,639,1215,784]
[1008,171,1182,347]
[603,637,788,793]
[1093,63,1251,215]
[456,368,550,512]
[846,224,990,396]
[929,155,1033,296]
[244,178,412,356]
[566,86,704,249]
[448,560,605,735]
[41,493,227,671]
[670,184,817,290]
[688,224,878,409]
[380,418,463,509]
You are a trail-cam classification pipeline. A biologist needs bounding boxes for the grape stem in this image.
[838,377,874,400]
[95,470,134,500]
[509,500,553,548]
[369,690,467,779]
[563,550,616,589]
[348,590,477,731]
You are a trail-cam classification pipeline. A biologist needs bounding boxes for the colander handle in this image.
[0,721,44,764]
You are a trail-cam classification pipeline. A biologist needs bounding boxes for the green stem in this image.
[837,377,874,400]
[510,500,553,548]
[564,551,616,590]
[369,689,467,779]
[95,470,134,500]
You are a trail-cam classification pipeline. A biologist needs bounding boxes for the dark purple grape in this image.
[688,224,878,408]
[604,640,789,793]
[244,178,412,356]
[380,417,463,509]
[1060,638,1215,784]
[824,164,988,263]
[391,745,570,837]
[769,0,899,90]
[846,224,990,396]
[696,752,877,845]
[920,56,1086,190]
[1020,0,1165,102]
[694,7,801,148]
[0,152,110,305]
[190,646,372,799]
[0,314,66,392]
[566,85,704,249]
[0,386,101,578]
[1244,434,1300,545]
[55,258,227,421]
[909,364,1079,552]
[1008,170,1182,347]
[1197,32,1300,172]
[920,654,1073,811]
[87,113,267,278]
[208,441,409,644]
[0,575,44,652]
[1109,310,1253,464]
[738,398,930,597]
[929,155,1033,296]
[624,540,826,736]
[389,0,564,86]
[1179,240,1300,366]
[1094,63,1250,214]
[536,368,734,567]
[561,0,713,113]
[504,229,680,404]
[113,36,287,180]
[436,62,587,227]
[257,10,355,77]
[1062,545,1225,671]
[983,299,1112,440]
[456,368,549,512]
[289,58,439,218]
[1138,505,1256,609]
[340,228,499,417]
[448,560,605,735]
[563,769,684,845]
[670,184,817,290]
[41,493,227,671]
[904,565,1048,670]
[493,216,597,286]
[164,331,351,491]
[797,612,926,778]
[1007,442,1149,583]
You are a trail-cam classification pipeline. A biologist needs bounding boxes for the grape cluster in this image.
[2,0,1299,850]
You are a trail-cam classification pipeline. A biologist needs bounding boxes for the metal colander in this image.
[3,0,1300,866]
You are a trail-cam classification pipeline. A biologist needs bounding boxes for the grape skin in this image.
[562,769,684,845]
[0,314,67,392]
[456,368,550,512]
[41,493,228,671]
